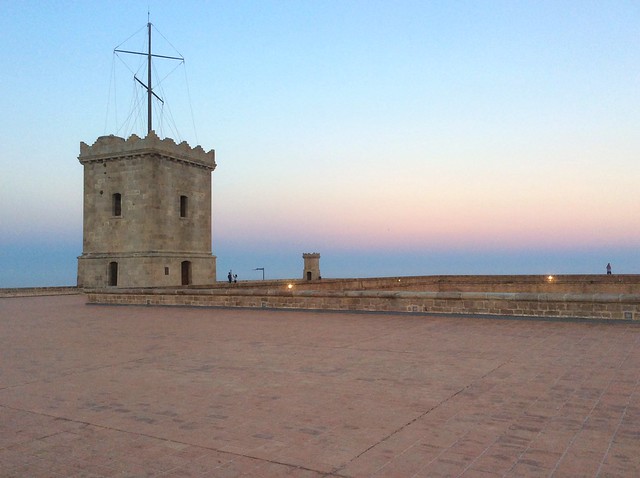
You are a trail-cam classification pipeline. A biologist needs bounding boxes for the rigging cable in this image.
[113,23,147,52]
[104,53,117,135]
[107,22,195,141]
[183,60,199,145]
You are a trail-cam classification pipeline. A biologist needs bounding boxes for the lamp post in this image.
[253,267,265,280]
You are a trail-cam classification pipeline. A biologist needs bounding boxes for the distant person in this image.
[228,270,233,283]
[234,274,238,283]
[606,263,612,275]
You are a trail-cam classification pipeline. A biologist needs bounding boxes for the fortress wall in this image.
[0,287,80,298]
[204,275,640,294]
[86,285,640,321]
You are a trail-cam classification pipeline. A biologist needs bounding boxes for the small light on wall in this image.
[547,275,554,282]
[287,284,293,289]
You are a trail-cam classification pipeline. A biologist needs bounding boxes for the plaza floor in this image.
[0,295,639,477]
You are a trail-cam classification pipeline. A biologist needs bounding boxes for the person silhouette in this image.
[606,263,612,275]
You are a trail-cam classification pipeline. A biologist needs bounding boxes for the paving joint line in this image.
[595,377,640,477]
[0,403,345,476]
[347,331,556,478]
[332,358,514,476]
[0,353,181,392]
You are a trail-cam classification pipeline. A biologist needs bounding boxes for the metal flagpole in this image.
[147,22,152,133]
[114,21,184,135]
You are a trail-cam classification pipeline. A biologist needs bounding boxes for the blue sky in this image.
[1,1,639,286]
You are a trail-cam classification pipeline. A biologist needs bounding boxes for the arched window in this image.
[108,262,118,286]
[112,193,122,216]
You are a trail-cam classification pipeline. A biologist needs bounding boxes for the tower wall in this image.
[78,132,216,288]
[302,253,321,280]
[78,254,216,288]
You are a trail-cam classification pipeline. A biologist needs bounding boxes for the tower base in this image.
[78,252,216,288]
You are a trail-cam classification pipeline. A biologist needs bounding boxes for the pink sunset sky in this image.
[1,1,638,285]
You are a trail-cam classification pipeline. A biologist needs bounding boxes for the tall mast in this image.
[147,22,152,133]
[114,22,184,135]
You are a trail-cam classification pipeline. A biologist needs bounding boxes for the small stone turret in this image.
[302,253,321,280]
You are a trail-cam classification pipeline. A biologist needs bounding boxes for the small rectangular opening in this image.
[112,193,122,217]
[180,195,188,218]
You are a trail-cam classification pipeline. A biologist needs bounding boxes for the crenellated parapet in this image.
[79,130,215,170]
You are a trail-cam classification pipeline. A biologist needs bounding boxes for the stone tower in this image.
[302,253,321,280]
[77,131,216,288]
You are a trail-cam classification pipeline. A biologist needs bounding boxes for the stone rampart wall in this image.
[86,286,640,321]
[284,275,640,294]
[203,275,640,294]
[0,287,80,298]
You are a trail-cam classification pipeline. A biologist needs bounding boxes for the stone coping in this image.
[201,274,640,294]
[79,251,216,259]
[0,286,80,297]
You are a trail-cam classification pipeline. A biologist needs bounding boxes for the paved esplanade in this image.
[1,296,639,477]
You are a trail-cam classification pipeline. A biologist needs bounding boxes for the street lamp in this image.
[253,267,265,280]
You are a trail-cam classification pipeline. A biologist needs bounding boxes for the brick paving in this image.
[0,295,639,477]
